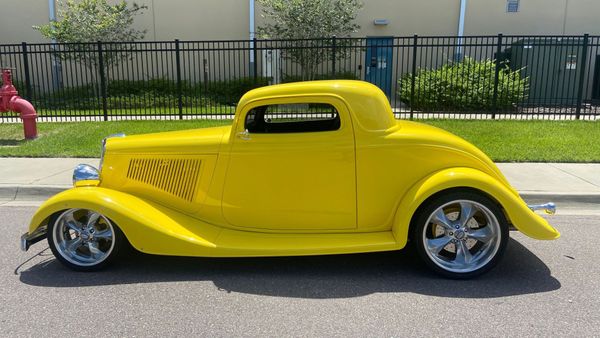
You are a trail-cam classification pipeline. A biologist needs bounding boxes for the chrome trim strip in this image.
[528,202,556,215]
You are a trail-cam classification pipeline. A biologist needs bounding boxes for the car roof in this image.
[238,80,396,131]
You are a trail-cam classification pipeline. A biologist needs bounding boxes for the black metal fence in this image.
[1,34,600,122]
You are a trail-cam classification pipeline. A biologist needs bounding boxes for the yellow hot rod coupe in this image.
[21,80,558,278]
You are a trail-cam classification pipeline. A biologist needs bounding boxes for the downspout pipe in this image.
[249,0,256,75]
[249,0,255,44]
[455,0,467,61]
[48,0,56,22]
[48,0,63,89]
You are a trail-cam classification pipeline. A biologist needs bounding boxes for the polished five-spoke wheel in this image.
[48,208,125,271]
[412,191,509,279]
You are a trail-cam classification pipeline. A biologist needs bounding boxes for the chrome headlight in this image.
[73,164,100,185]
[99,133,126,170]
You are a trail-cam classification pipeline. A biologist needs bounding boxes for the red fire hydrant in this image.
[0,69,37,139]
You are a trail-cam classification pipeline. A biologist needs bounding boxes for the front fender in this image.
[28,187,222,256]
[392,167,560,247]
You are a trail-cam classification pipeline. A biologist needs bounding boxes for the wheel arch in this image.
[29,187,221,256]
[407,186,506,236]
[391,167,560,248]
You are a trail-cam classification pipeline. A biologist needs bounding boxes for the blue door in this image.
[365,37,393,98]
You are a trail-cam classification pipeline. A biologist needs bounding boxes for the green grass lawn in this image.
[0,120,231,157]
[6,106,237,117]
[426,120,600,162]
[0,119,599,161]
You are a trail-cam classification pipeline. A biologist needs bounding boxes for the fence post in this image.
[21,42,32,101]
[97,41,108,121]
[175,39,183,119]
[410,34,418,120]
[331,36,337,78]
[575,33,589,120]
[492,33,503,120]
[253,38,258,82]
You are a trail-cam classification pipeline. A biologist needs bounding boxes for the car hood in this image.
[393,120,514,192]
[106,125,232,155]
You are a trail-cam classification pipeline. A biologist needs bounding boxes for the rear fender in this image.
[28,187,221,256]
[392,167,560,248]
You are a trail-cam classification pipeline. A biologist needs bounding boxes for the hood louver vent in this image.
[127,158,202,202]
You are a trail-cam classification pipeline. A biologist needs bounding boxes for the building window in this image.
[506,0,519,13]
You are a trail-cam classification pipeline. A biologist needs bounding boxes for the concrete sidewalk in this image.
[0,158,99,203]
[0,157,599,206]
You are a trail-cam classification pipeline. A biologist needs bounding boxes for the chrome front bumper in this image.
[20,226,47,252]
[528,202,556,215]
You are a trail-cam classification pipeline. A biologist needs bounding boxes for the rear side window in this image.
[245,103,340,133]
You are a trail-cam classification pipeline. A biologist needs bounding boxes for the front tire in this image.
[48,208,125,272]
[412,190,509,279]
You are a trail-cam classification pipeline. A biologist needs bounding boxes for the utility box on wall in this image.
[261,49,282,85]
[500,38,584,106]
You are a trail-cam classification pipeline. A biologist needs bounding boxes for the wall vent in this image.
[507,0,519,13]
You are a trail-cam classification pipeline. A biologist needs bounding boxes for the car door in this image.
[222,97,356,231]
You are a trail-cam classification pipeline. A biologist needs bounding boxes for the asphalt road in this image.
[2,206,599,337]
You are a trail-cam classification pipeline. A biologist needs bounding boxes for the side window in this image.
[245,103,341,133]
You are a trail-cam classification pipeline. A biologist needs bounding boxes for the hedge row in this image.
[32,76,271,109]
[399,57,528,111]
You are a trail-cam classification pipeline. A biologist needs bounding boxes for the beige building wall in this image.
[563,0,600,35]
[254,0,460,37]
[1,0,599,44]
[464,0,600,35]
[144,0,249,40]
[0,0,51,43]
[0,0,250,44]
[354,0,459,37]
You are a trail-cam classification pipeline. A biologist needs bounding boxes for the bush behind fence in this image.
[1,34,599,122]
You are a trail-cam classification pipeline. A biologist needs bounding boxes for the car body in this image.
[22,80,559,278]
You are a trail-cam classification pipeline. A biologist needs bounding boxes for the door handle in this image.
[237,129,251,140]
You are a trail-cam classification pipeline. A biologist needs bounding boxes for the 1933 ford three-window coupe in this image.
[21,80,559,278]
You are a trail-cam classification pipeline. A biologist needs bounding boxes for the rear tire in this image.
[47,208,125,272]
[411,190,509,279]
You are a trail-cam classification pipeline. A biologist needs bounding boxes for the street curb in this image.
[519,192,600,204]
[2,185,600,204]
[0,185,69,202]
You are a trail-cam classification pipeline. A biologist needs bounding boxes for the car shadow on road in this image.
[17,238,560,299]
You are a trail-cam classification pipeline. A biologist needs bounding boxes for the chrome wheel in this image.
[51,209,116,267]
[422,199,502,274]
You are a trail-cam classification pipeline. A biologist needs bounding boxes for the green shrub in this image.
[34,84,99,110]
[398,57,528,111]
[201,76,271,105]
[107,78,195,97]
[281,71,359,83]
[32,76,271,110]
[109,79,148,96]
[108,76,271,106]
[11,79,27,92]
[35,94,220,110]
[106,94,217,109]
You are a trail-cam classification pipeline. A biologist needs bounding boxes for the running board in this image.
[210,229,401,257]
